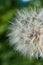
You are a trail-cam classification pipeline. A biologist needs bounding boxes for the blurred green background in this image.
[0,0,43,65]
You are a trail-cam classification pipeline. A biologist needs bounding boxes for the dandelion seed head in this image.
[8,8,43,58]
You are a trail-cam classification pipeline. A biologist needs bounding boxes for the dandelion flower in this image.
[8,8,43,58]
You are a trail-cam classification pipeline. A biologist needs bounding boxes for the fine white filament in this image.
[8,8,43,58]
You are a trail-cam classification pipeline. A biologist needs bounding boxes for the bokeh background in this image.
[0,0,43,65]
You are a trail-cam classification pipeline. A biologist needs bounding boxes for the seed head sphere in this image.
[8,8,43,58]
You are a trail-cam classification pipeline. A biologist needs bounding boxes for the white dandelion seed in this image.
[8,8,43,58]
